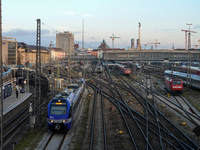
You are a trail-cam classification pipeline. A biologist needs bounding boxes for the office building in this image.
[2,37,18,65]
[56,31,74,58]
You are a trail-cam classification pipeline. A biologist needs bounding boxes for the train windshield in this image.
[125,68,130,71]
[50,105,67,115]
[177,81,182,85]
[172,80,182,85]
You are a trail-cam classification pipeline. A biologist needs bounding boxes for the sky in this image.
[2,0,200,50]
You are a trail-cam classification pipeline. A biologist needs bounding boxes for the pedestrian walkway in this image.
[0,92,32,115]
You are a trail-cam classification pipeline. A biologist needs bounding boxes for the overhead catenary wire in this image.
[160,35,185,49]
[41,22,95,48]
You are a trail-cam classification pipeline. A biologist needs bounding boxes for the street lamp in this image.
[24,80,26,93]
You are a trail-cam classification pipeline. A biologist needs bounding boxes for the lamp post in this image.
[24,80,26,93]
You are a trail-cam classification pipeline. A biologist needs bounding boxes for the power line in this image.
[41,22,58,33]
[161,35,184,48]
[41,22,94,48]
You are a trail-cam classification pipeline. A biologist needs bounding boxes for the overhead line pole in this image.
[138,22,141,66]
[35,19,41,125]
[0,0,3,149]
[82,19,85,79]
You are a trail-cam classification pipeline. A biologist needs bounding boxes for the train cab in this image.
[164,77,183,95]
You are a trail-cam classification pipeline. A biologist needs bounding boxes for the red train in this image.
[181,66,200,75]
[115,63,131,75]
[164,77,183,94]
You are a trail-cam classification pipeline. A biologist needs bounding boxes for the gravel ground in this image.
[69,82,200,149]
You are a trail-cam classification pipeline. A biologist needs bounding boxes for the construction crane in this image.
[181,29,197,50]
[192,45,198,49]
[140,44,147,50]
[110,34,120,50]
[146,39,160,50]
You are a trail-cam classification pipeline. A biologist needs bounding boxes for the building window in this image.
[8,42,16,49]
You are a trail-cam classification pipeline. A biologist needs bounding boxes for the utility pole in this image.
[138,22,141,66]
[138,22,141,50]
[186,23,194,89]
[110,34,120,50]
[67,33,71,84]
[0,0,3,149]
[187,31,191,88]
[57,60,60,92]
[198,39,200,67]
[35,19,41,125]
[82,19,85,79]
[26,48,29,93]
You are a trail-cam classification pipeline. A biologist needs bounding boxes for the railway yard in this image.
[6,62,200,150]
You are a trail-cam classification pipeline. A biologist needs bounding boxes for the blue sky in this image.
[2,0,200,49]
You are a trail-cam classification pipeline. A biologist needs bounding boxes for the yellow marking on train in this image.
[56,103,63,105]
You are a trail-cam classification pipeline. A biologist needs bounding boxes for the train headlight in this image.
[62,120,67,123]
[47,119,54,123]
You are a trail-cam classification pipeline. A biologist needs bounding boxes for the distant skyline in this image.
[2,0,200,49]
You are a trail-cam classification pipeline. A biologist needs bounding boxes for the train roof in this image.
[115,63,125,68]
[164,70,200,81]
[181,65,200,70]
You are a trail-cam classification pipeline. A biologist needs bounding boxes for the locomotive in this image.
[164,77,183,94]
[164,70,200,90]
[115,63,131,75]
[47,79,85,131]
[95,65,103,73]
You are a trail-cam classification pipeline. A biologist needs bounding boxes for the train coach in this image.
[181,65,200,75]
[164,70,200,90]
[115,63,131,75]
[47,79,85,131]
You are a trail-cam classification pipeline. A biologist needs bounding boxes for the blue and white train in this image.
[164,70,200,90]
[47,79,85,131]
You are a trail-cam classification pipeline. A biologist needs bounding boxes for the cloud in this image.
[161,29,174,32]
[3,28,35,36]
[3,28,51,37]
[2,28,55,47]
[193,24,200,30]
[83,14,94,17]
[63,11,74,15]
[73,31,82,34]
[90,37,97,40]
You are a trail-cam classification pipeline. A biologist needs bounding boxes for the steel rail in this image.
[86,80,196,149]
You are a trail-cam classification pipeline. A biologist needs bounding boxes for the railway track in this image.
[42,132,67,150]
[123,71,200,126]
[88,83,107,150]
[96,66,198,149]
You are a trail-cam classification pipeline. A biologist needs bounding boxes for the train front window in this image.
[50,105,67,115]
[177,81,182,85]
[172,81,177,85]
